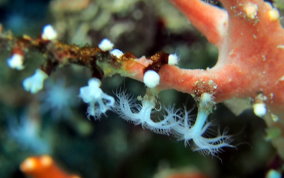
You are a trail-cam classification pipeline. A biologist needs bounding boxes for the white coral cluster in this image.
[79,78,115,119]
[115,92,178,135]
[172,93,233,155]
[114,92,233,155]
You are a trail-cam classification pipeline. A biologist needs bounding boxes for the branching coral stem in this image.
[171,0,228,46]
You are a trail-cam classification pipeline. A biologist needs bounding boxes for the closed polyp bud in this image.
[23,69,48,94]
[143,70,160,88]
[7,53,24,70]
[168,53,179,65]
[98,38,114,51]
[42,25,57,40]
[253,102,266,117]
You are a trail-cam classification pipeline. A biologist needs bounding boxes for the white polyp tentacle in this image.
[115,92,179,134]
[200,122,212,135]
[115,91,233,155]
[172,93,233,155]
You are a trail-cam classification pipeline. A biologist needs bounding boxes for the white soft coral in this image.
[115,91,233,155]
[115,92,178,135]
[173,93,233,155]
[79,78,115,119]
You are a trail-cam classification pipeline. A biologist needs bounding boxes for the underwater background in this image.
[0,0,283,177]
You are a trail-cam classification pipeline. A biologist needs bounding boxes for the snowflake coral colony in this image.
[173,93,232,155]
[114,92,232,154]
[79,78,115,119]
[115,92,178,135]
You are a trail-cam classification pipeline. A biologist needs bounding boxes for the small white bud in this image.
[268,9,280,21]
[253,102,266,117]
[143,70,160,88]
[7,54,24,70]
[23,69,48,94]
[110,49,124,58]
[42,25,57,40]
[168,53,179,65]
[98,38,114,51]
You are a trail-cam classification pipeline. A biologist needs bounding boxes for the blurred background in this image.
[0,0,284,177]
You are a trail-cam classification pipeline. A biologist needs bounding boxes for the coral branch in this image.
[166,0,284,157]
[170,0,228,46]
